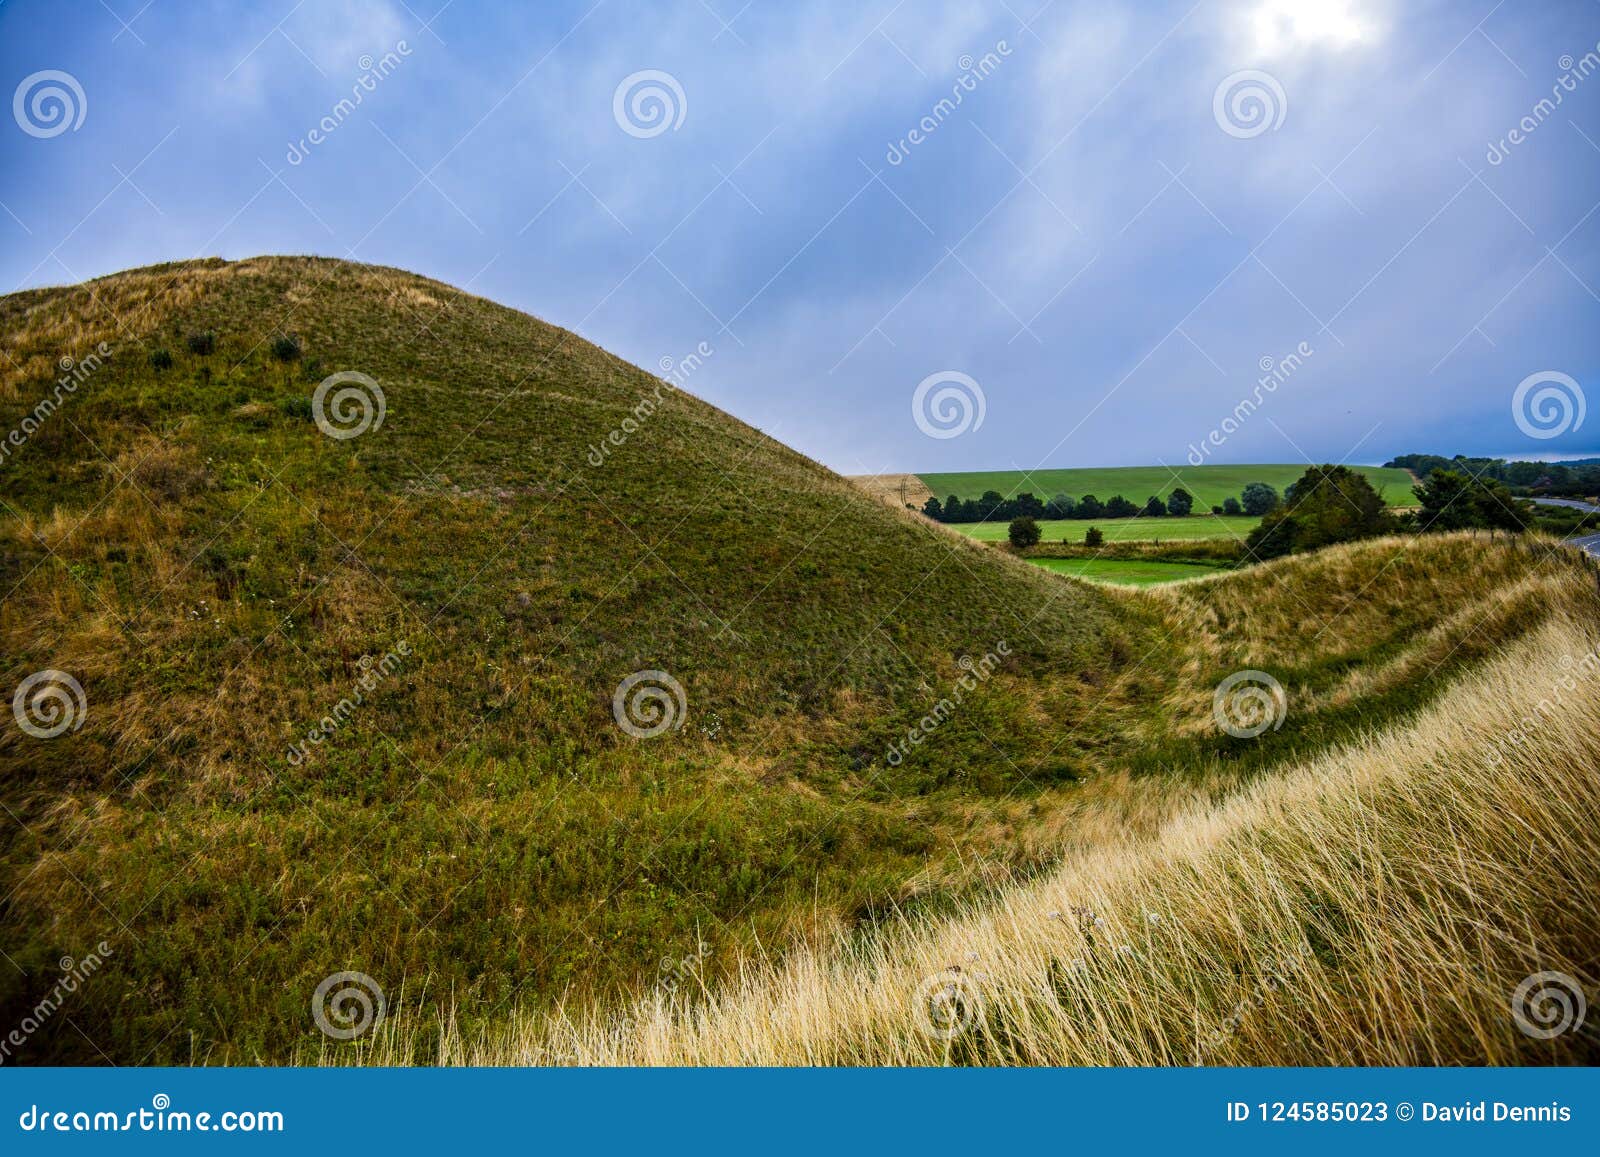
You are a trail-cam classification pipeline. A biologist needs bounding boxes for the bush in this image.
[147,348,173,371]
[1413,469,1530,532]
[1222,497,1242,516]
[1046,493,1075,519]
[1105,495,1139,518]
[1142,495,1168,518]
[1241,482,1281,516]
[1008,516,1042,548]
[1245,464,1398,560]
[1084,526,1104,547]
[186,331,215,357]
[270,334,302,363]
[1167,487,1193,516]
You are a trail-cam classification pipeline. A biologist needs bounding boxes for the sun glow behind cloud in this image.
[1249,0,1371,56]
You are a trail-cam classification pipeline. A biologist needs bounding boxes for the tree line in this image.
[924,482,1286,524]
[1386,453,1600,499]
[1000,464,1575,557]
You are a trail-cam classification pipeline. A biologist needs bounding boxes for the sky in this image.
[1,0,1598,477]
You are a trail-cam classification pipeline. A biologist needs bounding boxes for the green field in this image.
[956,514,1260,542]
[919,463,1416,510]
[1028,557,1225,586]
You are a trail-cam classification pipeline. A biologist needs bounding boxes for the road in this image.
[1528,498,1600,555]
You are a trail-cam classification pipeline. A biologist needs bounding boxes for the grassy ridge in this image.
[434,604,1598,1066]
[919,464,1416,509]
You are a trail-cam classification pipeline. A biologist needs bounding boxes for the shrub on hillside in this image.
[1085,526,1104,547]
[271,334,302,363]
[1245,464,1397,559]
[1222,497,1242,516]
[1241,482,1281,516]
[1413,469,1530,532]
[186,330,215,356]
[148,348,173,371]
[1008,516,1042,548]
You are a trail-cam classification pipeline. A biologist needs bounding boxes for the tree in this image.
[1105,495,1139,518]
[921,497,943,521]
[1240,482,1280,516]
[1167,487,1194,516]
[1008,516,1042,548]
[1085,526,1104,547]
[1013,492,1046,519]
[944,495,968,522]
[1246,464,1398,560]
[1142,495,1168,518]
[1077,494,1104,519]
[1222,497,1242,516]
[1045,493,1075,519]
[1413,469,1530,532]
[1211,504,1224,515]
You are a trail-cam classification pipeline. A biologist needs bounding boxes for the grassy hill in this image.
[2,258,1593,1065]
[919,464,1417,510]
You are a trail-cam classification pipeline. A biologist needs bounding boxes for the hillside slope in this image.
[2,258,1592,1064]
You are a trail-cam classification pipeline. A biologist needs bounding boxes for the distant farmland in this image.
[917,463,1417,510]
[956,514,1259,542]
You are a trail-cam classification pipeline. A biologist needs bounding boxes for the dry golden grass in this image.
[350,603,1599,1066]
[847,472,936,511]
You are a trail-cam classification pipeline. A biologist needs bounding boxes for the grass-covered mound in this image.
[2,258,1592,1063]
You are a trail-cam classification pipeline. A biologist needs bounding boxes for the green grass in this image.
[955,514,1260,542]
[919,464,1417,510]
[1027,557,1225,585]
[0,258,1587,1067]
